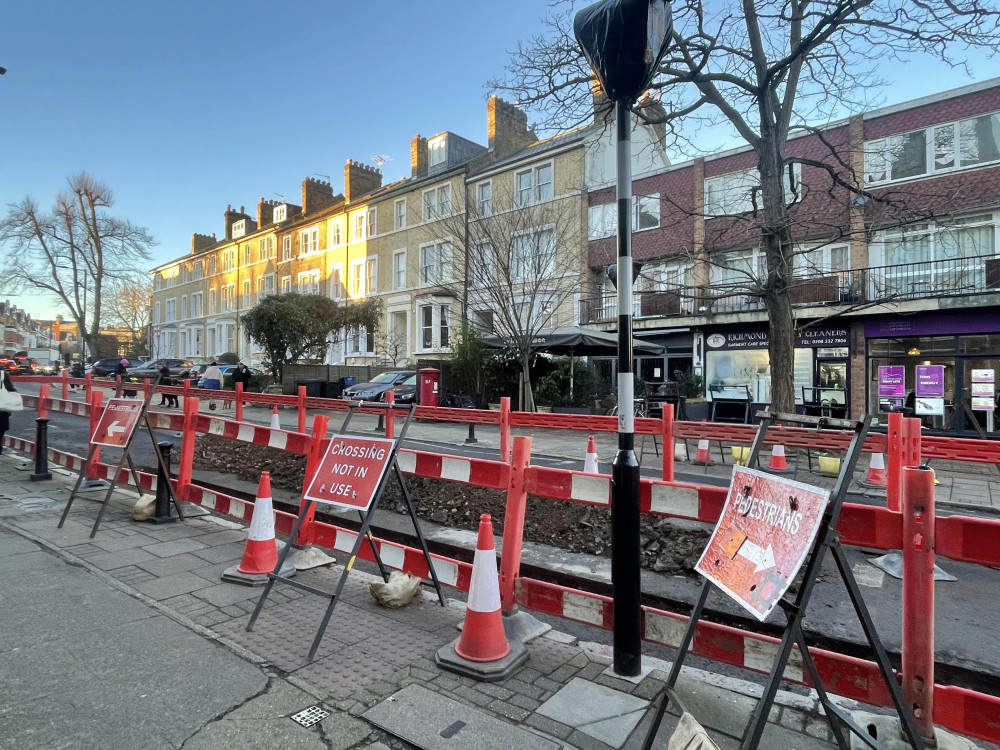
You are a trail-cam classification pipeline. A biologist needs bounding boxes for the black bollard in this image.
[29,418,52,482]
[148,441,177,525]
[465,422,478,444]
[377,414,385,433]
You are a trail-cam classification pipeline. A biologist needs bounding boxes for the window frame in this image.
[393,250,407,290]
[394,198,406,230]
[514,161,554,207]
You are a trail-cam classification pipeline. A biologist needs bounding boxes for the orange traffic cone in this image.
[764,444,795,474]
[436,514,527,681]
[861,452,888,488]
[270,405,281,430]
[584,435,599,474]
[692,439,714,466]
[222,472,295,586]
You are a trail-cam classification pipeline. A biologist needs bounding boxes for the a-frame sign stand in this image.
[642,412,928,750]
[246,401,445,660]
[58,379,185,538]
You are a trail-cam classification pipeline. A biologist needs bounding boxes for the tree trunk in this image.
[520,356,535,412]
[756,131,797,415]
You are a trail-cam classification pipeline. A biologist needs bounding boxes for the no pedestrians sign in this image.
[695,466,829,621]
[91,398,143,448]
[303,435,395,511]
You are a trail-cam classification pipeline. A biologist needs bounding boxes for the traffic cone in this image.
[764,444,795,474]
[270,405,281,430]
[584,435,599,474]
[222,472,295,586]
[435,514,527,681]
[692,439,714,466]
[860,452,888,488]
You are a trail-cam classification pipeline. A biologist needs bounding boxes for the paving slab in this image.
[363,684,561,750]
[537,677,648,748]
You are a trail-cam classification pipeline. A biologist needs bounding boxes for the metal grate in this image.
[290,706,329,728]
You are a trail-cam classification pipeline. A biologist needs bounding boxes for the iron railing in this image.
[579,254,1000,324]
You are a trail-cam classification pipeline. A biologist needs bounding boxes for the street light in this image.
[575,0,673,678]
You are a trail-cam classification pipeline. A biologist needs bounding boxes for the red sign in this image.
[695,466,829,621]
[302,436,395,511]
[91,398,144,448]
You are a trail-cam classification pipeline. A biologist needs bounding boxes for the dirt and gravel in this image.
[192,434,710,576]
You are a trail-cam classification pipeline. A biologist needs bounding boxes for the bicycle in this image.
[605,397,649,419]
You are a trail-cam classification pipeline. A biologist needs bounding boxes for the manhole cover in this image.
[290,706,329,728]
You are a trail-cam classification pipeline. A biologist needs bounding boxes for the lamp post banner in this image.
[695,466,830,621]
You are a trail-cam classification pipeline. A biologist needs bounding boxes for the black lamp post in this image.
[575,0,673,677]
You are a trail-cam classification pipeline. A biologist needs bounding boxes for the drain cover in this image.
[290,706,329,727]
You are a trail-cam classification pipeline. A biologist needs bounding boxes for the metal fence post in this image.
[902,464,936,742]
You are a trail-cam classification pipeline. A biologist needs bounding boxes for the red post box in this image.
[419,368,440,406]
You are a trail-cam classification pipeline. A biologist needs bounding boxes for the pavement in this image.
[0,448,877,750]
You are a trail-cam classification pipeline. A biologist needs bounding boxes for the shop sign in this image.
[705,327,847,351]
[695,467,829,621]
[878,366,905,397]
[817,347,848,359]
[915,365,944,398]
[971,369,995,412]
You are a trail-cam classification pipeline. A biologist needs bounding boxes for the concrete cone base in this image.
[503,610,551,643]
[763,465,796,475]
[221,559,296,586]
[287,544,336,570]
[858,481,888,489]
[869,552,957,582]
[435,636,527,682]
[848,711,978,749]
[181,503,211,517]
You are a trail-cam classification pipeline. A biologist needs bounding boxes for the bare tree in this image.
[432,180,583,410]
[377,326,409,367]
[489,0,1000,412]
[0,174,154,359]
[104,274,153,357]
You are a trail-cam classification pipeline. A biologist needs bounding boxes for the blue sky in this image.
[1,1,996,320]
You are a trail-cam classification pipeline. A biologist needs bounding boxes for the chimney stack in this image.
[411,134,428,177]
[301,177,338,215]
[487,96,536,159]
[344,160,383,203]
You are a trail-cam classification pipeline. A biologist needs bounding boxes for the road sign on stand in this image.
[303,436,395,511]
[91,398,143,447]
[695,466,829,621]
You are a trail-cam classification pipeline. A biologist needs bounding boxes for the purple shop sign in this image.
[915,365,944,398]
[878,366,906,397]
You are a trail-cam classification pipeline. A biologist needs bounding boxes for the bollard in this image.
[29,418,52,482]
[466,422,478,444]
[902,465,936,742]
[499,436,532,614]
[148,441,177,525]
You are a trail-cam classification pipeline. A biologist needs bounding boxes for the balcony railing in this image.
[580,254,1000,324]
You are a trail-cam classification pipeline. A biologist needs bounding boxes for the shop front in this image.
[865,313,1000,433]
[702,324,850,421]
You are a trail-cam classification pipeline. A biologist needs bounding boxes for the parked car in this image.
[92,357,144,377]
[126,358,195,382]
[342,370,415,402]
[393,374,418,404]
[197,364,259,388]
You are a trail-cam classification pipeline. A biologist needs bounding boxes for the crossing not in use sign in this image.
[695,466,829,621]
[303,435,395,511]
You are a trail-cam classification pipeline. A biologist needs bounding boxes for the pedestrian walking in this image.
[0,368,19,453]
[229,362,251,410]
[159,364,179,408]
[114,359,137,398]
[69,362,85,390]
[202,362,223,411]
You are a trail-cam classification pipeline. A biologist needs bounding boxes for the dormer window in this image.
[428,135,447,168]
[273,204,287,223]
[232,219,246,238]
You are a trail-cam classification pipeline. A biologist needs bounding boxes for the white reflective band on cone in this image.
[466,547,501,613]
